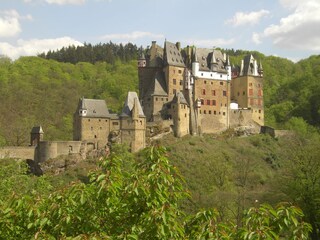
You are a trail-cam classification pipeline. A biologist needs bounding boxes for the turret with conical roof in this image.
[138,51,146,68]
[192,47,199,76]
[258,60,263,77]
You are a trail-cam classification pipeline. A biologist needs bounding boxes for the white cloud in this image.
[261,0,320,51]
[101,31,164,41]
[24,0,86,5]
[0,10,22,37]
[225,10,270,26]
[0,37,83,60]
[182,38,235,48]
[252,32,262,45]
[45,0,85,5]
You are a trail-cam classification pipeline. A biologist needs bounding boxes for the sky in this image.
[0,0,319,62]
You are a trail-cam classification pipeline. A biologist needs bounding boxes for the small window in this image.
[243,91,246,96]
[201,99,204,105]
[214,111,216,115]
[212,90,216,96]
[156,97,158,101]
[223,91,227,96]
[249,83,253,86]
[199,110,202,114]
[173,79,176,85]
[88,119,90,122]
[201,73,204,76]
[179,80,183,85]
[220,82,223,85]
[209,110,212,114]
[212,100,216,106]
[249,89,253,96]
[204,110,206,114]
[91,127,93,130]
[223,112,226,116]
[178,70,182,74]
[94,135,97,138]
[173,89,177,94]
[204,80,207,84]
[207,100,211,105]
[112,122,119,126]
[202,89,206,95]
[259,110,261,113]
[237,92,240,96]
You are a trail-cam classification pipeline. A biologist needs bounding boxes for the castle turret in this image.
[258,61,263,77]
[138,52,146,68]
[210,52,218,71]
[192,47,199,76]
[225,55,232,80]
[172,92,189,137]
[30,126,44,146]
[78,97,87,117]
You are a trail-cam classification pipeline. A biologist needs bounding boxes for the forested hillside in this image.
[0,43,319,147]
[0,56,138,145]
[0,43,319,238]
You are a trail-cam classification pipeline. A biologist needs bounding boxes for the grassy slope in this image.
[156,132,291,219]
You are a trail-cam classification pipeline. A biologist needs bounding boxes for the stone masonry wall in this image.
[0,146,35,160]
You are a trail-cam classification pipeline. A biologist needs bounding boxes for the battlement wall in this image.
[0,146,35,160]
[36,141,82,163]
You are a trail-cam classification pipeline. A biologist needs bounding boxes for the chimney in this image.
[152,41,156,48]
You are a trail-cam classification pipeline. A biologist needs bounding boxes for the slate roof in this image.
[196,48,227,73]
[164,41,185,67]
[172,92,188,105]
[121,92,145,117]
[79,98,110,118]
[241,54,260,76]
[146,71,168,96]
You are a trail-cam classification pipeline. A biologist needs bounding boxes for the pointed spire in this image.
[210,52,217,64]
[132,97,139,120]
[258,60,263,76]
[226,55,231,66]
[193,47,198,62]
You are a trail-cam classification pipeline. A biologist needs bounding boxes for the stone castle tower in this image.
[73,92,146,152]
[138,40,264,137]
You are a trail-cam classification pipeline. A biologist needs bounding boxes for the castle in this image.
[138,40,264,137]
[0,40,265,163]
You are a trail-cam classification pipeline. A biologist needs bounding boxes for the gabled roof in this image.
[146,71,168,96]
[172,92,188,105]
[121,92,145,117]
[79,98,110,117]
[196,48,227,73]
[164,41,185,67]
[241,54,259,76]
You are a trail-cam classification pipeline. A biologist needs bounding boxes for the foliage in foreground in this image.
[0,146,312,239]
